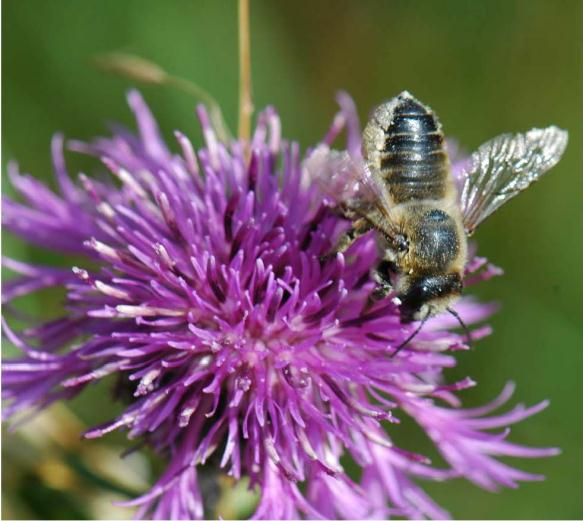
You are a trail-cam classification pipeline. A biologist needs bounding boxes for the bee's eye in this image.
[395,235,408,252]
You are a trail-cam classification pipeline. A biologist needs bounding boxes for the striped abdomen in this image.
[363,91,451,204]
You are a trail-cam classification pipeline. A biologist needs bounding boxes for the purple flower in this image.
[2,91,558,519]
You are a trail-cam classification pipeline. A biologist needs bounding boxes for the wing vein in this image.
[458,126,568,234]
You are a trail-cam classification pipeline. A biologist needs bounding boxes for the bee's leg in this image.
[320,217,371,262]
[367,258,400,308]
[369,260,394,300]
[333,199,371,221]
[335,218,371,253]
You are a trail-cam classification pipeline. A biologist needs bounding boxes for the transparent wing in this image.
[303,145,360,203]
[304,144,394,217]
[459,126,568,234]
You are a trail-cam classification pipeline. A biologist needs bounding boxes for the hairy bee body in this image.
[362,92,466,321]
[306,90,567,330]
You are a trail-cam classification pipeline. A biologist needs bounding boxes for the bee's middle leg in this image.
[321,217,371,262]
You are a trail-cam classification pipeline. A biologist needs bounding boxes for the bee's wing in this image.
[304,145,362,202]
[304,145,394,215]
[459,126,568,234]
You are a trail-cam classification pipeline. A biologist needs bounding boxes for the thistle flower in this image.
[2,91,558,519]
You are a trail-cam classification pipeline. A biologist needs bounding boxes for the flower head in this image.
[2,91,557,519]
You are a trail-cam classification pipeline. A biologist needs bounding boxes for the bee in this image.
[306,91,567,352]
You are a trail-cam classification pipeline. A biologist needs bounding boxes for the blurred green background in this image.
[3,0,583,519]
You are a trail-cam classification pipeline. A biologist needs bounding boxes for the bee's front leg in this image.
[368,258,399,306]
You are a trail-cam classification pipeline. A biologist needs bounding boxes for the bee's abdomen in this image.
[365,92,450,204]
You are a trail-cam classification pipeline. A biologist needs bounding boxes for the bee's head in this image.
[398,273,463,323]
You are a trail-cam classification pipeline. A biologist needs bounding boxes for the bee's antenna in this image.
[391,313,430,358]
[447,307,473,348]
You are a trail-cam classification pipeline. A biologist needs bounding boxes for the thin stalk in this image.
[94,52,232,142]
[168,76,232,141]
[238,0,253,144]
